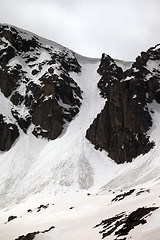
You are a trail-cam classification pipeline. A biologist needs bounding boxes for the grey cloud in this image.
[0,0,160,60]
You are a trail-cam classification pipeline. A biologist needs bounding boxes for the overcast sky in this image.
[0,0,160,60]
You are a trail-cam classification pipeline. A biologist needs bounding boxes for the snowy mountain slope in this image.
[0,51,123,208]
[0,24,132,209]
[0,180,160,240]
[0,24,160,240]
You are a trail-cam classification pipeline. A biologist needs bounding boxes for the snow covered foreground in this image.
[1,185,160,240]
[1,31,160,239]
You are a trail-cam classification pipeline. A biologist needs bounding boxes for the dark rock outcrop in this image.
[136,188,150,196]
[36,204,49,212]
[7,215,17,222]
[15,226,55,240]
[94,207,158,239]
[86,45,160,164]
[115,207,158,238]
[0,24,82,150]
[97,54,123,98]
[15,232,38,240]
[111,189,135,202]
[0,114,19,151]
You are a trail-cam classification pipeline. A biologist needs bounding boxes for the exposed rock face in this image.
[7,215,17,222]
[111,189,135,202]
[86,45,160,164]
[15,226,55,240]
[0,24,82,150]
[94,207,158,239]
[0,114,19,151]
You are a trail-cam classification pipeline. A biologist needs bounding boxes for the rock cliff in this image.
[86,45,160,163]
[0,24,82,150]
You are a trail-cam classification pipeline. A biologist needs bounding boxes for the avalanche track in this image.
[0,55,119,209]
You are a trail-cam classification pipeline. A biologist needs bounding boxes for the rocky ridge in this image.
[0,24,82,150]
